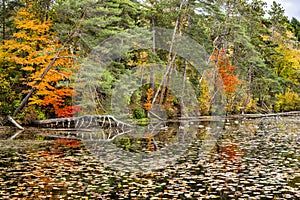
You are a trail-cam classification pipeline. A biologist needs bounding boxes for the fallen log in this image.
[32,115,133,129]
[227,111,300,119]
[175,111,300,121]
[32,111,300,128]
[7,115,24,130]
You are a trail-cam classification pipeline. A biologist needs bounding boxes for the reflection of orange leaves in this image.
[41,149,64,157]
[146,132,155,152]
[53,138,81,149]
[41,139,81,158]
[219,144,243,160]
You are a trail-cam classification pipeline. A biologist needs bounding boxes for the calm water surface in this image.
[0,116,299,199]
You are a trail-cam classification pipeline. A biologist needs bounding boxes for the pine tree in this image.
[268,1,289,40]
[54,0,141,53]
[54,0,143,115]
[290,17,300,42]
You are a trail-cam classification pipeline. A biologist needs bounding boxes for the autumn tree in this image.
[2,1,78,119]
[0,0,23,114]
[210,48,242,113]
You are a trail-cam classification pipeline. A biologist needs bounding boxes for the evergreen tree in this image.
[268,1,289,39]
[54,0,141,53]
[0,0,23,43]
[290,17,300,42]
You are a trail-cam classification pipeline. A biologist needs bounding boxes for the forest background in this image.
[0,0,299,124]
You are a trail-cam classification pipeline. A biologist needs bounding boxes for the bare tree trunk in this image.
[152,0,186,106]
[151,18,155,90]
[2,0,5,44]
[179,59,188,117]
[7,115,24,130]
[159,53,177,105]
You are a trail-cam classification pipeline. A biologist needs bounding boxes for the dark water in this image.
[0,116,299,199]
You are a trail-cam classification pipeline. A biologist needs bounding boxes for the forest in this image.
[0,0,299,123]
[0,1,300,199]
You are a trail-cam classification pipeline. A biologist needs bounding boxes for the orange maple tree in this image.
[3,2,80,118]
[210,48,241,95]
[143,88,154,111]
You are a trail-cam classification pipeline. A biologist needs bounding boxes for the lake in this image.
[0,116,299,199]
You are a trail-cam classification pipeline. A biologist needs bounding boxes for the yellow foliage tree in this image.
[2,2,78,118]
[143,88,154,111]
[274,42,300,86]
[267,31,300,112]
[275,90,300,112]
[198,79,211,115]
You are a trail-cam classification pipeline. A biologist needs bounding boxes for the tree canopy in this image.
[0,0,299,122]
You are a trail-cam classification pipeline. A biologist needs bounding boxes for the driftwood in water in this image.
[7,115,24,130]
[33,115,132,129]
[227,111,300,119]
[8,111,298,130]
[176,111,300,121]
[33,111,300,129]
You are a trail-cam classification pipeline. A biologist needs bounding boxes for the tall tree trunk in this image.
[179,59,188,117]
[152,0,187,106]
[151,0,187,106]
[150,17,155,90]
[2,0,5,44]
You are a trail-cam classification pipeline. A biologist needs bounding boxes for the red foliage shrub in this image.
[54,105,82,118]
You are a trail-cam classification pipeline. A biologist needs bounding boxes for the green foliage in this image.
[54,0,141,53]
[290,17,300,41]
[130,90,146,119]
[0,0,23,43]
[132,106,146,119]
